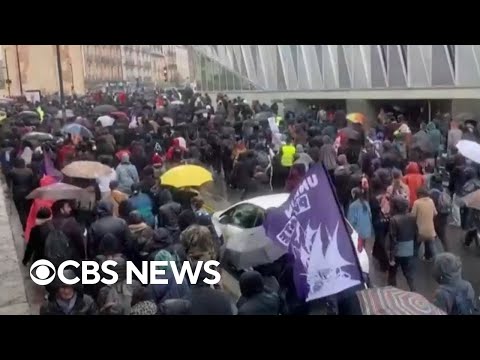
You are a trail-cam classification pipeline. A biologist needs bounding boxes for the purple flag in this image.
[44,152,63,182]
[263,164,363,302]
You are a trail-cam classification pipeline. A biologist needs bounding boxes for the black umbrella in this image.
[340,126,361,141]
[194,108,209,115]
[46,106,59,115]
[19,110,40,119]
[93,104,117,115]
[21,132,54,142]
[254,111,274,122]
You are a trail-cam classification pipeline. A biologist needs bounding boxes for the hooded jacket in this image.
[403,162,425,207]
[40,270,97,315]
[426,122,442,153]
[128,193,155,228]
[433,253,475,314]
[115,155,139,194]
[128,222,155,257]
[158,191,182,233]
[89,201,132,257]
[237,271,281,315]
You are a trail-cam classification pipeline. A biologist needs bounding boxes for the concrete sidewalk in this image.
[0,182,31,315]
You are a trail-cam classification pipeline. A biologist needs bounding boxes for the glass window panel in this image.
[220,66,227,91]
[206,59,214,91]
[213,62,220,91]
[200,55,206,91]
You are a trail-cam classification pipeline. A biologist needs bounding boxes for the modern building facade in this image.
[189,45,480,117]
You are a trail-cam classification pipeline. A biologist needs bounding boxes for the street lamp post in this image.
[55,45,66,120]
[15,45,23,95]
[4,48,11,96]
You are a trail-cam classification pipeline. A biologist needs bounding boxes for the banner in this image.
[263,164,363,301]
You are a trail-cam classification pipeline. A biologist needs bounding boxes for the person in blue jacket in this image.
[128,183,155,228]
[347,187,374,243]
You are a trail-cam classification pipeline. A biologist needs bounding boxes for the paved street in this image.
[201,174,480,303]
[9,172,480,313]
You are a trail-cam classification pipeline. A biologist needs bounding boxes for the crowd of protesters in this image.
[0,87,478,315]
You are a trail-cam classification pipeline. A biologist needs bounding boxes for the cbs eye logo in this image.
[29,260,56,285]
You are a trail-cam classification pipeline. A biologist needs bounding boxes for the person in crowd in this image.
[128,210,154,262]
[411,186,438,261]
[433,253,476,315]
[334,154,352,213]
[319,135,337,178]
[448,119,463,155]
[128,183,155,228]
[347,187,374,247]
[103,180,128,217]
[429,174,451,251]
[116,153,139,195]
[130,286,158,316]
[96,156,117,199]
[459,167,480,247]
[293,144,313,172]
[386,169,410,207]
[40,269,97,315]
[22,207,52,266]
[7,157,35,228]
[237,271,282,315]
[51,200,85,261]
[403,161,425,208]
[387,196,417,291]
[186,260,236,315]
[158,188,182,237]
[279,137,296,179]
[285,163,306,192]
[190,196,211,224]
[89,201,132,258]
[148,250,190,306]
[181,225,217,262]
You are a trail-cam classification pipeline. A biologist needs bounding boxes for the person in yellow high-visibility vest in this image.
[275,115,283,128]
[36,106,44,123]
[278,137,296,190]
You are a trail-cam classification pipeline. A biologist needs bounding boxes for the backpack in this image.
[439,285,475,315]
[430,189,452,215]
[44,228,74,267]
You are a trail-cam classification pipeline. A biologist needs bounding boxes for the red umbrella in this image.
[110,111,129,122]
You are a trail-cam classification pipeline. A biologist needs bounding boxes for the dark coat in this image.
[7,167,35,199]
[148,271,190,305]
[237,292,281,315]
[40,292,97,315]
[187,284,236,315]
[23,219,51,265]
[158,201,182,233]
[52,215,85,261]
[90,203,132,258]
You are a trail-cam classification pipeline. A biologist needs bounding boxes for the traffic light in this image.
[163,66,168,82]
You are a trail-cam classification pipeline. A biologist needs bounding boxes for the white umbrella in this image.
[456,140,480,164]
[171,100,184,105]
[223,236,285,270]
[97,115,115,127]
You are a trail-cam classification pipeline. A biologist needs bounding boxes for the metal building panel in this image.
[408,45,430,87]
[324,45,339,89]
[278,45,298,90]
[302,45,323,89]
[388,45,407,87]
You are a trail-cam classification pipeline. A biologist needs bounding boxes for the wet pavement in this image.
[201,175,480,304]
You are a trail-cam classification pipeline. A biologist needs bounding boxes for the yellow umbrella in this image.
[347,112,366,125]
[161,165,213,188]
[0,111,7,123]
